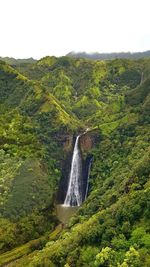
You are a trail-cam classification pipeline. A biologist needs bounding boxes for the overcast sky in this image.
[0,0,150,59]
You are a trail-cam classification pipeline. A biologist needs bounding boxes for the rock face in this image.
[80,133,93,152]
[57,135,75,204]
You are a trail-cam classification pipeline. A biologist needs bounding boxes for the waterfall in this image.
[63,135,82,207]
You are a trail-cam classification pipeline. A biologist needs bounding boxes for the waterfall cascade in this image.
[63,135,82,207]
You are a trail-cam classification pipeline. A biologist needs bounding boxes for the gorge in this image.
[0,56,149,267]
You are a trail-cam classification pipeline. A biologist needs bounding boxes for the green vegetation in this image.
[0,56,149,266]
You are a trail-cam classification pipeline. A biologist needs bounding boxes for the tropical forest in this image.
[0,54,150,267]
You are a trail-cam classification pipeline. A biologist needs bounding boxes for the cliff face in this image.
[57,135,74,204]
[57,130,100,204]
[80,133,93,152]
[80,131,100,200]
[80,129,101,154]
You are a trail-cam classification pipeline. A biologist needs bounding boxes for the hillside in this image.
[0,59,79,251]
[0,56,150,267]
[0,57,36,66]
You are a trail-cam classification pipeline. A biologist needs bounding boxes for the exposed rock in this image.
[80,134,93,152]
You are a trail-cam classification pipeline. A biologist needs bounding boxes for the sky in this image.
[0,0,150,59]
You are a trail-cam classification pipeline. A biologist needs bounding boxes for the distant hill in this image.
[1,51,150,65]
[0,56,36,65]
[67,50,150,60]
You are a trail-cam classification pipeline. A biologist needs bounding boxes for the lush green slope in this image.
[0,59,79,252]
[0,56,150,266]
[14,56,142,119]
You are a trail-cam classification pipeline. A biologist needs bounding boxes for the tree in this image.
[94,247,115,267]
[119,246,141,267]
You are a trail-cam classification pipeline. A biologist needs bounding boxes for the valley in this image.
[0,56,149,266]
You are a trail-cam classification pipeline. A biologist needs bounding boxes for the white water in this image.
[63,135,82,207]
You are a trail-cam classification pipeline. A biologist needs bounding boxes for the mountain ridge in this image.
[67,50,150,60]
[0,57,36,66]
[1,50,150,64]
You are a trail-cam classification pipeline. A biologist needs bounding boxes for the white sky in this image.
[0,0,150,59]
